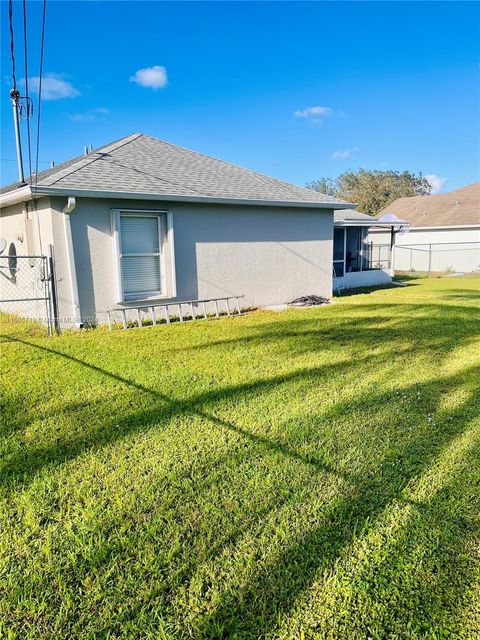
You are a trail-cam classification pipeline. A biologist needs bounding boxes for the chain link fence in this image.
[364,243,392,270]
[0,255,57,334]
[394,242,480,276]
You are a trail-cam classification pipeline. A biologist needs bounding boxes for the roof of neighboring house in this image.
[334,208,409,229]
[377,182,480,228]
[334,209,377,222]
[1,133,351,208]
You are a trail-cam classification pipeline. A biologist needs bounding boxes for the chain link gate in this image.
[0,254,58,335]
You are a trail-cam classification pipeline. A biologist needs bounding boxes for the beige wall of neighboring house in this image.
[2,196,334,326]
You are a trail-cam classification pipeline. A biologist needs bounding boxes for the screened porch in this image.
[333,226,393,290]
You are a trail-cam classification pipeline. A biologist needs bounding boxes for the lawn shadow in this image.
[1,298,478,490]
[281,425,480,638]
[332,282,409,297]
[83,300,478,360]
[193,368,479,638]
[0,335,368,491]
[4,356,476,638]
[1,294,479,637]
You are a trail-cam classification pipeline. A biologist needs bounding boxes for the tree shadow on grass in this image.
[6,363,475,639]
[193,371,479,639]
[443,289,480,301]
[78,364,477,639]
[333,282,410,297]
[1,298,479,637]
[114,300,478,359]
[1,340,476,638]
[376,436,480,637]
[0,336,367,491]
[279,426,480,639]
[0,298,478,491]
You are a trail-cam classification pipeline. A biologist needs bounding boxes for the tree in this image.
[306,169,432,215]
[304,177,338,197]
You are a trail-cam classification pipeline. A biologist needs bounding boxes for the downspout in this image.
[62,196,82,327]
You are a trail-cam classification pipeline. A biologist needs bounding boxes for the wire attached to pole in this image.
[33,0,47,256]
[23,0,33,180]
[35,0,47,194]
[8,0,17,91]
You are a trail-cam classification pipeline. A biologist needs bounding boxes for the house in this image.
[0,133,400,327]
[375,182,480,274]
[333,209,407,290]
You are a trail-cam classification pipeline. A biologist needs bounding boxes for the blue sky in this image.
[1,1,479,192]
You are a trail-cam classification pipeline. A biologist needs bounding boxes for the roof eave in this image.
[1,185,352,209]
[334,220,399,227]
[0,185,33,208]
[405,224,480,230]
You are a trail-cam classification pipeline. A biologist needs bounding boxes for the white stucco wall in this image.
[0,198,55,320]
[334,269,392,290]
[48,197,333,325]
[0,198,54,254]
[49,197,90,325]
[369,227,480,273]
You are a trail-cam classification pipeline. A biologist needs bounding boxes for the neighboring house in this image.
[375,182,480,274]
[333,209,406,290]
[0,133,398,327]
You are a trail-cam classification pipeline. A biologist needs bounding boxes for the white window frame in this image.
[111,208,176,303]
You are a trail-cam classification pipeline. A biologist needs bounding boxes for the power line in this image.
[9,0,25,183]
[1,158,52,165]
[8,0,16,90]
[23,0,33,180]
[34,0,47,194]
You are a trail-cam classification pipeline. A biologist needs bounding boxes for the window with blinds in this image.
[119,214,163,297]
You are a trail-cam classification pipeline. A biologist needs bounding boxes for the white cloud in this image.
[332,147,359,160]
[25,72,80,100]
[294,106,333,123]
[129,65,168,90]
[68,107,110,123]
[69,113,93,123]
[425,174,448,194]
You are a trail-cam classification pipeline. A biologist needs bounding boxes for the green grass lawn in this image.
[1,276,479,639]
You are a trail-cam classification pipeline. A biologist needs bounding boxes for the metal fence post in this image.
[48,246,60,333]
[41,257,52,336]
[428,244,432,277]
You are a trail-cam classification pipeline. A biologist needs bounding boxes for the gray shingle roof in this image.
[334,208,376,222]
[1,133,351,207]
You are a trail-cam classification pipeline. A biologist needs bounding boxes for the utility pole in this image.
[10,89,25,183]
